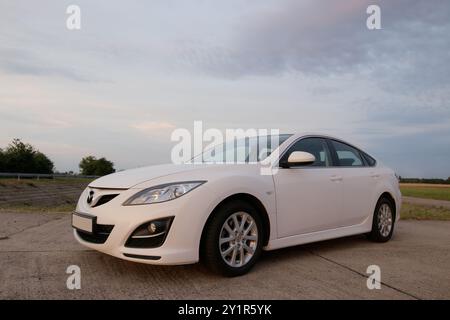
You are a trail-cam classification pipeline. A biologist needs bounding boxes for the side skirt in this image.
[263,218,372,251]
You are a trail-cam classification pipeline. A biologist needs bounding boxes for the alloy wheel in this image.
[378,203,393,237]
[219,212,258,267]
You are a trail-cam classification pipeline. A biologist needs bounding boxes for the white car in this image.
[73,133,401,276]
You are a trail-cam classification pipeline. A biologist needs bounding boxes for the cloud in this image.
[0,47,89,82]
[0,1,449,177]
[0,109,73,129]
[181,0,450,87]
[131,121,176,132]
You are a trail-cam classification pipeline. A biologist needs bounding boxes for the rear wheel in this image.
[201,200,263,277]
[367,197,395,242]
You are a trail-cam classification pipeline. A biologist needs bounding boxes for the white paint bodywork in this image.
[74,133,401,265]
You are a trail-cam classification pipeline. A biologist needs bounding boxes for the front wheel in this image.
[367,197,395,242]
[201,200,263,277]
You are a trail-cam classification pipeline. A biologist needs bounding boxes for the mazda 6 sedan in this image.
[72,133,401,276]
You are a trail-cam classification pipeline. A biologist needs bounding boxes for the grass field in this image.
[0,203,75,213]
[1,180,449,221]
[0,177,93,187]
[2,202,449,222]
[400,203,450,221]
[400,183,450,202]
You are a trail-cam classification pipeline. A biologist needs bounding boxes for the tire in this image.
[367,197,395,242]
[201,200,264,277]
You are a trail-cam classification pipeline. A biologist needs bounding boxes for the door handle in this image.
[330,175,343,182]
[370,173,380,178]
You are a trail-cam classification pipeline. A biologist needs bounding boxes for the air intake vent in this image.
[77,224,114,244]
[92,194,119,207]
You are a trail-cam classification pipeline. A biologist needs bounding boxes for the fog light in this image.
[126,217,174,248]
[148,223,157,234]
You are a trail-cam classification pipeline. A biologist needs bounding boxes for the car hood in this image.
[89,163,210,189]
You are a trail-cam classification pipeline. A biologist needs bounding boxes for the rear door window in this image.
[330,140,364,167]
[362,152,376,167]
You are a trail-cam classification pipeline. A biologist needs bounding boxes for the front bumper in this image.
[74,229,197,265]
[73,188,209,265]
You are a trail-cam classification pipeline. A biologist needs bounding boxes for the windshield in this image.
[191,134,292,163]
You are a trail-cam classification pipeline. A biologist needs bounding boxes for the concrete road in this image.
[0,211,449,299]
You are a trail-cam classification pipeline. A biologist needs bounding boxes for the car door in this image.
[273,137,344,238]
[328,139,374,227]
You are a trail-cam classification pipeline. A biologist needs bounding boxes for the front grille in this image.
[76,223,114,244]
[92,194,119,207]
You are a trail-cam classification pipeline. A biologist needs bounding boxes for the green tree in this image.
[33,152,55,174]
[79,156,97,175]
[79,156,115,176]
[0,148,5,172]
[1,139,54,173]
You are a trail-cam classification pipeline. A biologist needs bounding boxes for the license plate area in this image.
[72,212,96,234]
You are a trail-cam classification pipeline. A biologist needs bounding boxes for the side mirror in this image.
[281,151,315,168]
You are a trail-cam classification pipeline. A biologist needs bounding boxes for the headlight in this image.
[123,181,206,205]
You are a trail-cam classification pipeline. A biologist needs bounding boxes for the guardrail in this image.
[0,172,99,180]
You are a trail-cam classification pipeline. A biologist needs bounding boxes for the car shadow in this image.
[259,234,368,263]
[94,233,374,280]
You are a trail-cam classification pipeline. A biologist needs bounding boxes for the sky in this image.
[0,0,449,178]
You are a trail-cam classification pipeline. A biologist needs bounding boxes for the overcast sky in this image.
[0,0,449,178]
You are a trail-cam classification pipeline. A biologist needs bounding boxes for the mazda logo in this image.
[87,190,94,204]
